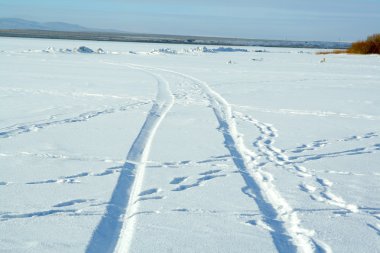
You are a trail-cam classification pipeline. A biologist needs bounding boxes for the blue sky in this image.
[1,0,379,41]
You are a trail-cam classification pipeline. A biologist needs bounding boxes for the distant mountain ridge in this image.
[0,18,117,32]
[0,18,351,49]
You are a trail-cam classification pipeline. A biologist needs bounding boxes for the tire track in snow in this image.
[120,63,330,253]
[85,65,174,253]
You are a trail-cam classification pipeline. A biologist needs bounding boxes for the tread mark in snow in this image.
[85,65,174,253]
[117,63,330,253]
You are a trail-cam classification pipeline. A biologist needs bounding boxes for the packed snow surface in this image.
[0,37,380,253]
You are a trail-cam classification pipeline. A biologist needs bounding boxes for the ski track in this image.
[85,65,174,253]
[111,62,328,253]
[0,101,150,139]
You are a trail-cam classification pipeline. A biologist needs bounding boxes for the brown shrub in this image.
[316,34,380,55]
[347,34,380,54]
[367,33,380,43]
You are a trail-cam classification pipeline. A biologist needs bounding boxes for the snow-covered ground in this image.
[0,37,379,253]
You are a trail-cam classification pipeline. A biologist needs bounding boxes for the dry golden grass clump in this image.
[316,49,346,55]
[317,33,380,55]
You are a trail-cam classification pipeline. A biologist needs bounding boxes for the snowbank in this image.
[148,46,249,55]
[21,46,249,56]
[40,46,105,54]
[201,47,249,53]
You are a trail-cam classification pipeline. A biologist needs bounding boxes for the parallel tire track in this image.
[116,63,330,253]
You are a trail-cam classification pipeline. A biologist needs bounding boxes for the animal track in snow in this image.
[147,155,231,169]
[169,177,188,184]
[199,169,222,176]
[316,178,333,187]
[26,166,123,185]
[235,111,362,216]
[0,101,149,139]
[138,188,161,197]
[342,132,378,141]
[299,183,317,193]
[313,177,359,213]
[135,196,166,204]
[0,209,84,221]
[53,199,92,208]
[291,140,328,154]
[172,174,227,192]
[0,151,125,167]
[245,219,274,232]
[288,131,378,155]
[289,147,376,164]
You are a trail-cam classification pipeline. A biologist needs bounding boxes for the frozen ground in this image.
[0,37,379,253]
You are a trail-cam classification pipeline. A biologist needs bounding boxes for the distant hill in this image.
[0,18,118,32]
[0,18,351,49]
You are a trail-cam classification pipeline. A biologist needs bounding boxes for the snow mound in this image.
[36,46,248,56]
[40,46,105,54]
[59,48,73,53]
[203,47,249,53]
[97,48,105,54]
[42,47,57,53]
[75,46,94,53]
[150,48,178,54]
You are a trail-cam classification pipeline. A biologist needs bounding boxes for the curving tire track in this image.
[115,62,330,253]
[85,65,174,253]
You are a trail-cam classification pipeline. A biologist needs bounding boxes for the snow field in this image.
[0,37,380,253]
